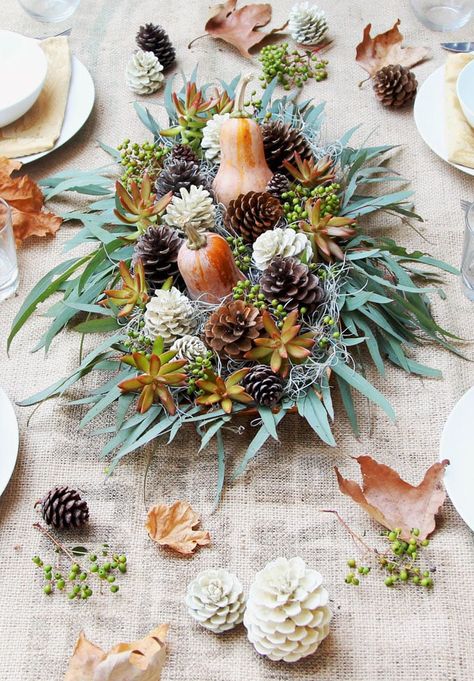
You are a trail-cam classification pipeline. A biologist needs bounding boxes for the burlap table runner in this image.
[1,1,473,679]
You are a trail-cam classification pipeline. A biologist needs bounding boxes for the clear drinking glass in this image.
[0,199,19,302]
[461,204,474,300]
[410,0,474,30]
[17,0,80,23]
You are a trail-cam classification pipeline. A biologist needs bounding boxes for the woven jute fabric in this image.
[1,1,474,679]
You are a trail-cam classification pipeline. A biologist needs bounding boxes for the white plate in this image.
[414,64,474,177]
[0,387,19,497]
[440,386,474,531]
[18,54,95,164]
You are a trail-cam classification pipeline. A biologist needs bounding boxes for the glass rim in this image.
[0,197,12,235]
[466,203,474,233]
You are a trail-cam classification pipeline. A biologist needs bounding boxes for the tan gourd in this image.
[177,223,244,303]
[213,75,273,207]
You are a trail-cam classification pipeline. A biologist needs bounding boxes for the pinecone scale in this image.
[170,144,199,164]
[373,64,417,108]
[262,121,313,173]
[136,23,176,70]
[155,159,208,197]
[243,365,284,407]
[133,225,183,291]
[266,173,290,200]
[204,300,263,358]
[225,192,283,243]
[38,486,89,530]
[260,256,324,313]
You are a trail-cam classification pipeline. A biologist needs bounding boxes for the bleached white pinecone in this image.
[288,3,328,46]
[170,335,208,361]
[144,287,196,346]
[126,50,164,95]
[186,568,246,633]
[253,227,313,271]
[201,113,231,162]
[163,185,216,234]
[244,557,332,662]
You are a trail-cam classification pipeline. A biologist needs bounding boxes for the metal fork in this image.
[461,199,472,212]
[33,27,72,40]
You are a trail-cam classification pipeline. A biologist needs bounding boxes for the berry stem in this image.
[33,523,79,565]
[320,509,376,555]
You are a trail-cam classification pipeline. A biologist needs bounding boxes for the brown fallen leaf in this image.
[145,501,211,556]
[355,19,430,77]
[0,156,62,246]
[335,456,449,541]
[64,625,168,681]
[196,0,286,59]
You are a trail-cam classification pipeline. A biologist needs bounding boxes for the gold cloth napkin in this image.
[445,52,474,169]
[0,37,71,158]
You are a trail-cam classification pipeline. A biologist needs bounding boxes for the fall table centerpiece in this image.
[9,71,459,499]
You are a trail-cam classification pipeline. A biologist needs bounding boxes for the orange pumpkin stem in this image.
[233,73,253,115]
[182,222,207,250]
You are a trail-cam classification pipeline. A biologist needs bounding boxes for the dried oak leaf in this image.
[335,456,449,541]
[0,156,62,246]
[64,625,168,681]
[202,0,283,59]
[355,19,430,77]
[145,500,211,556]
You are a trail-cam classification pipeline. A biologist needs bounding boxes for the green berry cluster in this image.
[345,559,371,585]
[243,90,263,113]
[380,528,433,588]
[226,235,252,272]
[343,528,434,591]
[232,280,267,310]
[123,321,153,353]
[117,139,168,189]
[317,315,340,348]
[32,549,127,600]
[282,183,341,223]
[186,352,214,396]
[259,43,328,91]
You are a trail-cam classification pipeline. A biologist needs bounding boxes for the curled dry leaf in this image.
[335,456,449,541]
[0,156,62,245]
[198,0,286,59]
[146,500,211,556]
[355,19,430,77]
[64,625,168,681]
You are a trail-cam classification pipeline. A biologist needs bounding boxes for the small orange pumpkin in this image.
[177,223,244,303]
[213,75,273,207]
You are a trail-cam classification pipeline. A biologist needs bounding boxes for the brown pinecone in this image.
[243,365,284,407]
[136,23,176,70]
[155,159,207,197]
[260,256,324,313]
[204,300,263,358]
[266,173,290,200]
[373,64,417,108]
[133,225,183,291]
[225,192,283,243]
[262,120,313,173]
[38,486,89,530]
[170,144,199,164]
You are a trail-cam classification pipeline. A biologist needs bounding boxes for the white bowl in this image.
[456,59,474,129]
[0,30,47,128]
